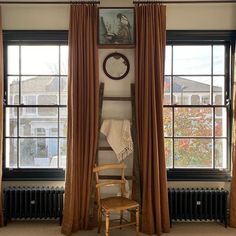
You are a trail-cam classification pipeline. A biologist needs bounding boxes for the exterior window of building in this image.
[173,95,177,104]
[202,95,210,105]
[36,139,47,159]
[38,95,58,105]
[181,95,189,105]
[164,95,171,104]
[24,95,36,114]
[35,128,45,136]
[164,34,231,180]
[4,31,68,180]
[191,95,200,105]
[215,95,222,105]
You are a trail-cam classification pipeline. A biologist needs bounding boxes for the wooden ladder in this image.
[95,82,141,205]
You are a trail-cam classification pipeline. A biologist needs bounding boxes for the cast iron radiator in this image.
[3,187,64,225]
[168,188,228,227]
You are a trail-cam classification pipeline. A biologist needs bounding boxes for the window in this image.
[4,31,68,180]
[164,31,233,180]
[24,95,36,114]
[191,95,200,105]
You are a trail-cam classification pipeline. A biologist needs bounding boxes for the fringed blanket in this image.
[100,119,133,162]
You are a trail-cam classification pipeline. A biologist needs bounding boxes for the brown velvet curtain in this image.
[230,48,236,227]
[0,7,4,227]
[135,4,170,235]
[61,4,98,236]
[230,143,236,227]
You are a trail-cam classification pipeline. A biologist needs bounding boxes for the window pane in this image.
[8,46,19,74]
[21,46,59,75]
[174,139,213,168]
[38,107,58,117]
[59,108,67,137]
[60,77,68,105]
[213,76,225,105]
[215,108,227,137]
[6,108,17,137]
[173,46,211,75]
[59,138,67,168]
[5,138,17,168]
[163,108,172,137]
[19,108,58,137]
[165,46,172,75]
[213,46,225,75]
[8,76,19,105]
[165,138,173,168]
[60,46,69,75]
[215,139,227,169]
[173,76,211,105]
[19,138,58,168]
[174,108,213,137]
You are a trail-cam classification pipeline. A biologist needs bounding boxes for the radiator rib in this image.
[168,188,228,228]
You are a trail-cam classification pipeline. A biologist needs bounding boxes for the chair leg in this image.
[97,207,102,234]
[105,211,110,236]
[136,207,139,235]
[120,210,123,229]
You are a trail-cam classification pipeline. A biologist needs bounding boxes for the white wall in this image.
[2,0,235,190]
[2,1,236,30]
[167,3,236,30]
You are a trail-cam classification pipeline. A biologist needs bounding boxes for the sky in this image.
[8,45,68,76]
[165,45,225,87]
[7,44,225,88]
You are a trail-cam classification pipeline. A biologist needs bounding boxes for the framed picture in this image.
[98,8,135,46]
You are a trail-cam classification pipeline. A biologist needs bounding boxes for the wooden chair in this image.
[93,162,139,236]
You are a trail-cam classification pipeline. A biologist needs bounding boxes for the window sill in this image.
[3,169,231,182]
[167,169,231,182]
[3,168,65,181]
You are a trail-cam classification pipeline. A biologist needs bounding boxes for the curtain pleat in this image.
[0,6,4,227]
[230,46,236,227]
[61,4,98,235]
[135,4,170,235]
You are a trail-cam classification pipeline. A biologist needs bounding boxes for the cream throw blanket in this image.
[100,119,133,162]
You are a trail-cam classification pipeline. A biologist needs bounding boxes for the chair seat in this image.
[101,196,139,211]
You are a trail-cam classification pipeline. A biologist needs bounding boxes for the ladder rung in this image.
[99,147,113,151]
[99,175,135,180]
[103,97,132,101]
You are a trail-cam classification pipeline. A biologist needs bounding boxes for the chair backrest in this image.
[93,162,127,204]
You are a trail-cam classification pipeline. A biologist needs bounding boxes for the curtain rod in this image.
[0,1,100,4]
[0,0,233,4]
[133,0,236,4]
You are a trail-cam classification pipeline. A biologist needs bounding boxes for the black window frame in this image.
[3,30,68,180]
[166,30,236,181]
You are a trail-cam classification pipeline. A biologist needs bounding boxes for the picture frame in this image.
[98,7,135,47]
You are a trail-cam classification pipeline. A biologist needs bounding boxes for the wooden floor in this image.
[0,221,235,236]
